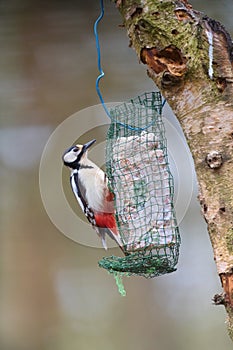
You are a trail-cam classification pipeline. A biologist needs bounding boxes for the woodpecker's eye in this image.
[73,146,79,152]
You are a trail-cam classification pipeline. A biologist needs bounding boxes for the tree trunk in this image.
[113,0,233,340]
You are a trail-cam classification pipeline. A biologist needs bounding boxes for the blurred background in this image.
[1,1,233,349]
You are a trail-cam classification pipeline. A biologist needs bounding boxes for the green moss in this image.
[226,229,233,253]
[120,0,214,82]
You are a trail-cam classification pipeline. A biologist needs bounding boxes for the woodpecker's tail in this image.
[96,226,123,250]
[108,228,123,248]
[95,226,124,253]
[101,233,108,251]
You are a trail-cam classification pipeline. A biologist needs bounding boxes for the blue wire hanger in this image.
[94,0,166,129]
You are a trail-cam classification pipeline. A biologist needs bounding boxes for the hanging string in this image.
[113,272,126,296]
[94,0,167,129]
[94,0,112,119]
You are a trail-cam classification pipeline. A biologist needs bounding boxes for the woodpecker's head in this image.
[62,139,96,169]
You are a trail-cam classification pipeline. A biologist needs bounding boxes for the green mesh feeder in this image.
[98,92,180,279]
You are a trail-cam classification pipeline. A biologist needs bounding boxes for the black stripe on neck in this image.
[79,164,94,170]
[64,161,94,170]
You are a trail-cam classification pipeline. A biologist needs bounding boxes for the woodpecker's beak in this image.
[82,139,96,153]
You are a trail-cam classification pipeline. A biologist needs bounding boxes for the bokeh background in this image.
[1,1,233,349]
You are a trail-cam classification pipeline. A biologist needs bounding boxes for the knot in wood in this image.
[206,151,223,169]
[162,71,181,87]
[212,293,226,306]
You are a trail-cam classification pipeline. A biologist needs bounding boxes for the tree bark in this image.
[113,0,233,340]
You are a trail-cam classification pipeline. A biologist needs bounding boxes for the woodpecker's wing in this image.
[70,171,95,223]
[71,171,123,251]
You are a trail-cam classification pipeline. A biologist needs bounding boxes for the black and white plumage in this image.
[62,139,123,251]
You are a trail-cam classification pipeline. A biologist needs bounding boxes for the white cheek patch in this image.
[63,151,77,163]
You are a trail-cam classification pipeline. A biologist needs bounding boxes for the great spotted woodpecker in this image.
[62,139,123,251]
